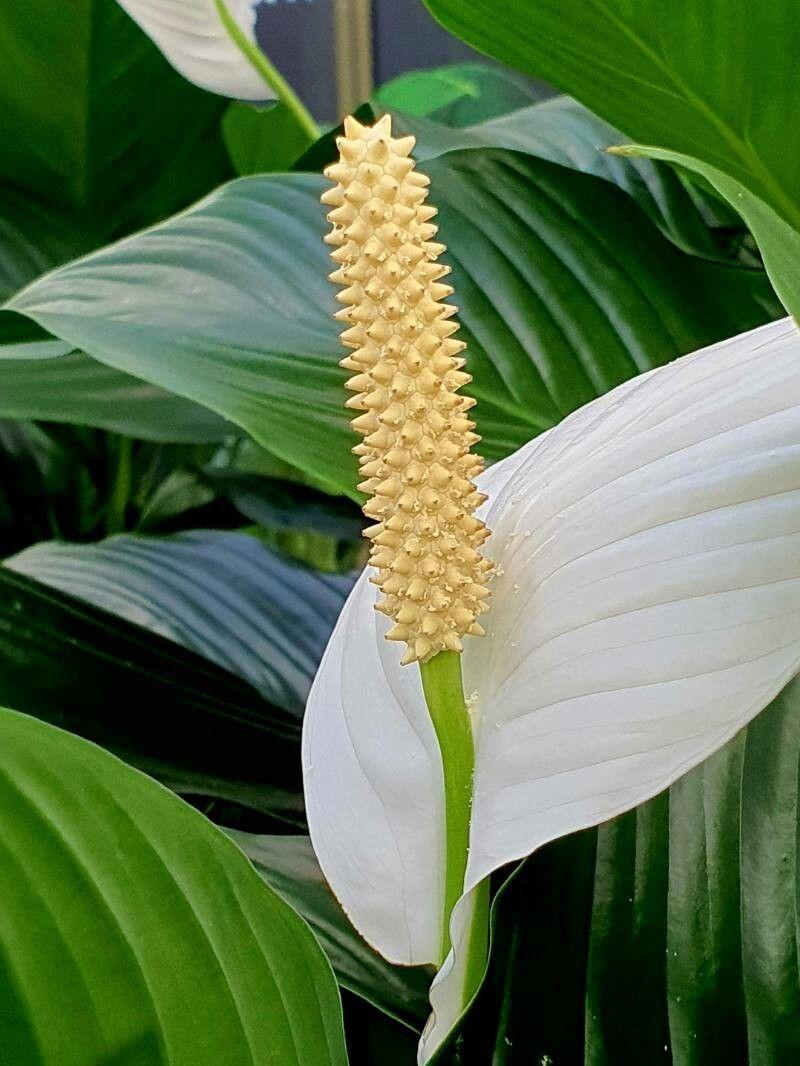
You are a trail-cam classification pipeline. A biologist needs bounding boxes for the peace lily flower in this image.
[304,115,800,1062]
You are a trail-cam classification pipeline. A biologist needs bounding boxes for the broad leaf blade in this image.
[232,832,432,1031]
[0,565,303,821]
[617,145,800,319]
[399,95,739,259]
[0,706,347,1065]
[0,0,231,234]
[7,152,777,492]
[373,62,537,126]
[224,101,315,175]
[8,530,354,715]
[0,345,233,442]
[423,0,800,234]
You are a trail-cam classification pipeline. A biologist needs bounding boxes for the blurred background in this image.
[256,0,547,121]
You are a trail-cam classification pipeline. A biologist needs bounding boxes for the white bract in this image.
[117,0,273,100]
[303,316,800,1060]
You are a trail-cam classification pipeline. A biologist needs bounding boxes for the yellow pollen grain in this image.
[322,114,492,665]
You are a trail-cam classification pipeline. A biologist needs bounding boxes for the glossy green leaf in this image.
[373,62,536,126]
[224,101,316,175]
[7,530,353,716]
[0,345,233,442]
[0,0,231,235]
[0,187,95,348]
[232,832,431,1031]
[423,0,800,234]
[8,174,355,494]
[206,471,363,541]
[0,189,98,304]
[205,469,366,572]
[0,563,303,822]
[7,150,777,491]
[397,96,740,259]
[434,678,800,1064]
[0,177,233,447]
[0,706,347,1065]
[617,145,800,319]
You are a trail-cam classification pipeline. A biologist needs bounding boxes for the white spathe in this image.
[302,316,800,1059]
[117,0,273,100]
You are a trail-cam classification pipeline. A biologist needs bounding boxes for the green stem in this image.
[106,436,133,535]
[214,0,319,141]
[419,651,489,1005]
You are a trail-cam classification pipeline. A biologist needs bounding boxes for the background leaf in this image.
[0,189,98,305]
[224,100,316,175]
[392,95,743,260]
[0,563,303,823]
[617,145,800,319]
[7,530,354,715]
[423,0,800,234]
[0,706,347,1065]
[0,0,231,236]
[373,62,537,126]
[232,831,432,1031]
[0,345,234,442]
[7,149,778,492]
[0,422,107,552]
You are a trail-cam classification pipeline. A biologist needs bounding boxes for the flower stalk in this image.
[419,650,475,962]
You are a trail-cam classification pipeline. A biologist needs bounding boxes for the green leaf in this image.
[7,530,352,716]
[202,448,366,571]
[231,832,432,1031]
[224,101,316,176]
[0,0,231,235]
[0,563,304,822]
[434,678,800,1063]
[373,62,536,126]
[615,145,800,319]
[395,96,741,259]
[8,174,356,495]
[7,150,777,491]
[0,189,98,304]
[0,179,234,447]
[206,471,363,542]
[0,706,347,1065]
[0,344,233,442]
[423,0,800,235]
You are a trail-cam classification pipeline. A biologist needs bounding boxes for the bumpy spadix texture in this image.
[322,114,491,664]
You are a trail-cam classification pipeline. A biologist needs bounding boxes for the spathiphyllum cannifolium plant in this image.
[304,115,800,1061]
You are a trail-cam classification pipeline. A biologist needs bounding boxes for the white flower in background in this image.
[304,312,800,1060]
[116,0,274,99]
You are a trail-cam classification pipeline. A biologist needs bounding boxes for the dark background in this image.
[256,0,486,122]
